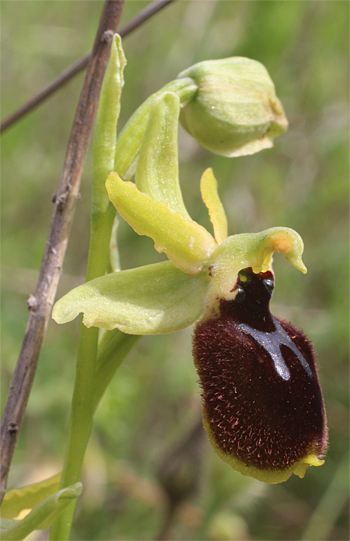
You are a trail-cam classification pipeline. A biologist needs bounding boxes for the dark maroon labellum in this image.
[193,267,327,480]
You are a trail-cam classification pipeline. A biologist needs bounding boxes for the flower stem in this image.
[49,326,98,541]
[49,207,115,541]
[93,331,141,412]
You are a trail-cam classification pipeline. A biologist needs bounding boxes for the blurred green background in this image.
[1,1,349,540]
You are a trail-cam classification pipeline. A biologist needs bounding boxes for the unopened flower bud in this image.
[178,57,288,157]
[193,268,327,483]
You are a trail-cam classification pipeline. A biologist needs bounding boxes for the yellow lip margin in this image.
[202,414,324,484]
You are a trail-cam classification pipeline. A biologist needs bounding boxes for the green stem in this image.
[49,210,114,541]
[49,325,98,541]
[93,331,141,412]
[49,328,140,541]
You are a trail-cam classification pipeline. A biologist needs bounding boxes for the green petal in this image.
[52,261,209,334]
[200,168,228,244]
[204,227,306,314]
[106,172,216,274]
[136,92,191,220]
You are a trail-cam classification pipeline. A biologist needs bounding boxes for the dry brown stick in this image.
[0,0,126,503]
[0,0,176,134]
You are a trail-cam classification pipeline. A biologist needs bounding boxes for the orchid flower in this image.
[53,89,327,484]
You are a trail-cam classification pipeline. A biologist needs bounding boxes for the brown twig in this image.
[0,0,126,502]
[0,0,176,134]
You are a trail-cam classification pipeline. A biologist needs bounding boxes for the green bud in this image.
[178,57,288,157]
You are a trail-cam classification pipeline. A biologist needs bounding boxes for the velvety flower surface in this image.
[193,268,327,483]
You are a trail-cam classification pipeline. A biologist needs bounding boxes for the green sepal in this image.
[92,34,126,215]
[106,172,216,274]
[0,483,82,541]
[87,34,126,282]
[52,261,210,334]
[136,92,191,220]
[0,474,61,519]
